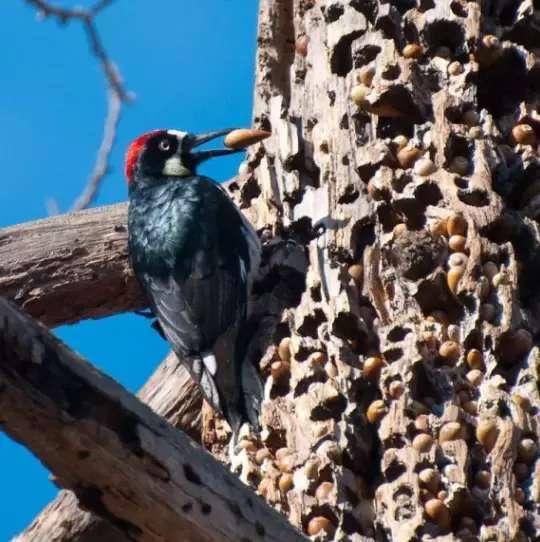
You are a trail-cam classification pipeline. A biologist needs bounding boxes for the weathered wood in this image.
[0,298,306,542]
[14,352,203,542]
[201,0,540,540]
[0,203,143,327]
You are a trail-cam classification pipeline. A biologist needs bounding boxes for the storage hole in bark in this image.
[311,392,347,421]
[353,45,382,68]
[294,373,327,398]
[376,116,415,139]
[350,220,375,260]
[417,0,435,13]
[338,184,360,204]
[384,458,407,482]
[414,182,443,206]
[383,348,403,362]
[416,274,464,320]
[331,30,366,76]
[423,20,464,56]
[477,49,528,118]
[387,326,411,342]
[391,0,416,15]
[298,309,327,338]
[374,6,401,41]
[322,3,344,23]
[457,189,490,207]
[450,1,467,17]
[350,0,378,23]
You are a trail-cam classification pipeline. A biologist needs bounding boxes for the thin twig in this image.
[24,0,133,211]
[71,91,122,211]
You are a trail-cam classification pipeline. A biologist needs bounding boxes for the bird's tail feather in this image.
[240,357,263,431]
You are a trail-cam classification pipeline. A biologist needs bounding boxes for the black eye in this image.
[158,139,171,152]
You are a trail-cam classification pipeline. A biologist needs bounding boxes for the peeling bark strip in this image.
[0,299,307,542]
[15,353,203,542]
[0,203,143,327]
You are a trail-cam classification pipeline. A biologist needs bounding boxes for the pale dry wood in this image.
[14,352,203,542]
[0,298,306,542]
[0,203,143,327]
[208,0,540,540]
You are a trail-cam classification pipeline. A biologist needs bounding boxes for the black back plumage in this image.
[128,174,261,434]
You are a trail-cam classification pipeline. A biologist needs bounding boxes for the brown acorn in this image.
[278,337,292,362]
[447,213,467,236]
[366,400,387,423]
[476,419,498,451]
[439,341,460,363]
[413,433,434,452]
[447,267,464,294]
[224,128,271,149]
[295,34,309,57]
[511,123,536,146]
[466,349,484,370]
[307,516,334,536]
[278,473,294,493]
[363,356,384,380]
[348,263,363,283]
[403,43,423,59]
[439,421,463,443]
[397,146,422,168]
[424,498,451,527]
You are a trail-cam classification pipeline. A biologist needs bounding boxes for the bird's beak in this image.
[186,129,241,164]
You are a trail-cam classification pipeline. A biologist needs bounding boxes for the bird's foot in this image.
[228,423,260,484]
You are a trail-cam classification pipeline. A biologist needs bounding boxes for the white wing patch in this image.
[202,350,218,376]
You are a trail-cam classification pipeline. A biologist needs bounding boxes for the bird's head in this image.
[124,128,240,187]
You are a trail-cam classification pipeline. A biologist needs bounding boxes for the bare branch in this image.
[23,0,133,211]
[0,298,306,542]
[82,18,131,102]
[0,203,141,327]
[71,91,122,211]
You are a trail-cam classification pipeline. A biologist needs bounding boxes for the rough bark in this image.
[14,352,203,542]
[0,203,142,327]
[0,298,305,542]
[201,0,540,540]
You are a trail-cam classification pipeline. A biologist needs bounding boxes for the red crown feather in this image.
[124,130,164,183]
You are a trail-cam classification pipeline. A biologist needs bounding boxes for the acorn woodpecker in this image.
[125,128,262,439]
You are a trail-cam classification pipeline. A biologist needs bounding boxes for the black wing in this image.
[142,245,246,357]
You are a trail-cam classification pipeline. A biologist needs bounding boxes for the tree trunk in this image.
[206,0,540,540]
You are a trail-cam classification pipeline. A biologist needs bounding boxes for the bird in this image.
[125,128,263,442]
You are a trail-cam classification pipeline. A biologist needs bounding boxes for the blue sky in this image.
[0,1,257,538]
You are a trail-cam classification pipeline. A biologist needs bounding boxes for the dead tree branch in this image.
[0,298,306,542]
[24,0,132,211]
[14,352,203,542]
[0,203,142,327]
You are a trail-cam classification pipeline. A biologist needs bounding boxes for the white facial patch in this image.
[162,130,191,177]
[162,155,192,177]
